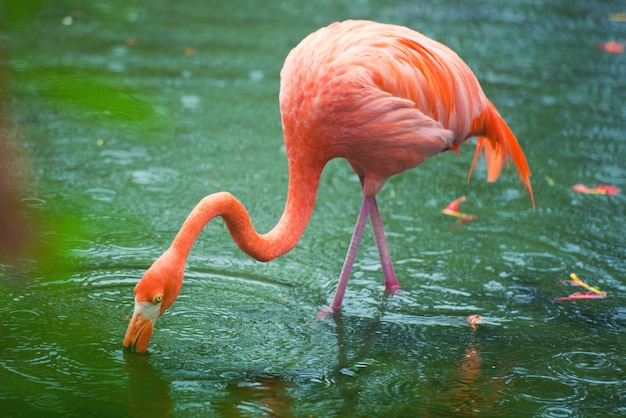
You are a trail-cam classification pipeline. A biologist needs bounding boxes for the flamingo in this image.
[123,20,534,352]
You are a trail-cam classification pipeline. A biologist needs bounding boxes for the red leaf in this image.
[555,292,607,301]
[571,183,620,195]
[597,41,625,54]
[595,184,621,195]
[444,196,467,212]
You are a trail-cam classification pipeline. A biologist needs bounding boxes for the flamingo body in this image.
[124,20,533,352]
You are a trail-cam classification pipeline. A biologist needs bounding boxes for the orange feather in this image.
[468,101,534,208]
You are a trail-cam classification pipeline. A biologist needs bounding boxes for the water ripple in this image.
[307,373,334,389]
[536,405,578,418]
[86,187,116,202]
[374,371,423,399]
[28,392,68,414]
[99,147,149,166]
[2,339,124,389]
[548,351,624,385]
[131,167,179,187]
[505,374,584,404]
[613,385,626,416]
[63,214,158,268]
[606,307,626,332]
[7,308,41,322]
[501,251,564,273]
[505,284,537,304]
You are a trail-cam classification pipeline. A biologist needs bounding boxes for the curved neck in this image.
[169,161,322,263]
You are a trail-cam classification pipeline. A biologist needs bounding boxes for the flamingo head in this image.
[123,250,184,352]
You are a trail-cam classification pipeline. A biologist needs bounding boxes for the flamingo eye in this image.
[152,294,163,304]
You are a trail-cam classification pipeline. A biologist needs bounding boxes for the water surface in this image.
[1,0,625,416]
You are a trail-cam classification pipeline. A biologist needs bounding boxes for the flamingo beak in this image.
[123,300,160,352]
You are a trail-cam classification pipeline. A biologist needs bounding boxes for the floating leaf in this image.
[442,196,477,226]
[466,314,483,331]
[607,13,626,22]
[555,273,607,301]
[597,41,624,54]
[554,292,607,301]
[443,196,466,213]
[594,185,621,195]
[571,183,620,195]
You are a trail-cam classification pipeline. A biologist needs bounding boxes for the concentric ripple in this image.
[548,351,624,385]
[28,392,68,414]
[506,374,584,404]
[536,405,578,418]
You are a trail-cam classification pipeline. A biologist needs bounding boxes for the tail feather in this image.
[468,101,535,208]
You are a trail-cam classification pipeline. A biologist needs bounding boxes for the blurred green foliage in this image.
[0,0,46,26]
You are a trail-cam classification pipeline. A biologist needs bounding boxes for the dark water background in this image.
[1,0,625,416]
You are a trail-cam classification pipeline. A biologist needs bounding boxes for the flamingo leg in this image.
[330,196,373,311]
[368,198,400,293]
[356,176,400,293]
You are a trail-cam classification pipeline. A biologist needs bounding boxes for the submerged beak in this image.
[123,301,160,353]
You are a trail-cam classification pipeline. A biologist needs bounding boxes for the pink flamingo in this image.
[124,20,533,352]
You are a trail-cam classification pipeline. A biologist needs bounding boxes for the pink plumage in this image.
[124,20,533,352]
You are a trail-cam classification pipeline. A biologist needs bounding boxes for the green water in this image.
[2,0,625,416]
